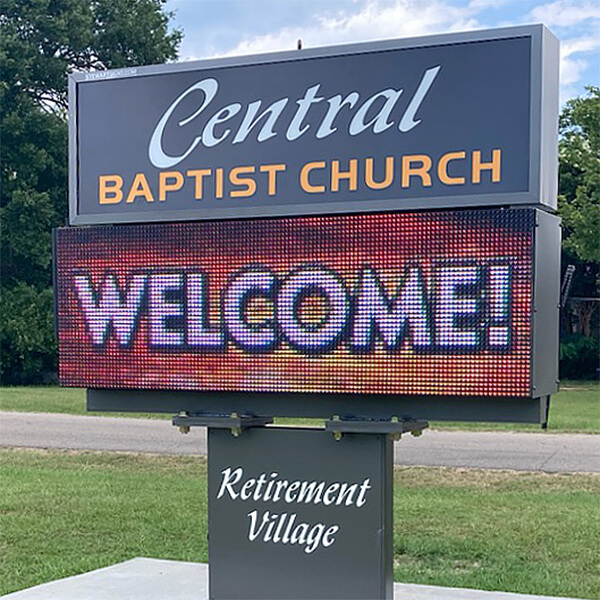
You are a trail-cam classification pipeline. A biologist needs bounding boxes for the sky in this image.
[164,0,599,105]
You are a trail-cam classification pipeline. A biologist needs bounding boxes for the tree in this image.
[558,86,600,266]
[0,0,181,383]
[557,86,599,378]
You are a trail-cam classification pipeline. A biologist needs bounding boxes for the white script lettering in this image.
[148,67,441,168]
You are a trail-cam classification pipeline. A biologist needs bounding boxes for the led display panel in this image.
[56,209,538,397]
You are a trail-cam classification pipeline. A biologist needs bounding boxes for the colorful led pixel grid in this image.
[55,209,534,397]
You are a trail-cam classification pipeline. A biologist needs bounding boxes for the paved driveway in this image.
[1,411,598,472]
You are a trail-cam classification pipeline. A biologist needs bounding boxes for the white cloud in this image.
[525,2,600,100]
[561,35,600,57]
[559,35,600,102]
[467,0,515,9]
[529,0,600,27]
[561,55,587,85]
[178,0,597,103]
[214,0,480,57]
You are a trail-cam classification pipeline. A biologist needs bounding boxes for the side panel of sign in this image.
[69,26,558,225]
[55,208,544,397]
[532,210,561,397]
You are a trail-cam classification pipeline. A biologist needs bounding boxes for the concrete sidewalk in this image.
[0,558,586,600]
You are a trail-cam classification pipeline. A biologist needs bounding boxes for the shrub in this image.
[559,334,599,380]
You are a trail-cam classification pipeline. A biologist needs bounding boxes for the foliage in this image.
[0,0,181,383]
[0,0,182,112]
[558,86,600,285]
[0,284,57,383]
[559,334,600,381]
[558,86,600,380]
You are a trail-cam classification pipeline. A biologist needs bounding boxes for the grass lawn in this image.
[0,386,170,420]
[1,448,599,598]
[1,382,598,432]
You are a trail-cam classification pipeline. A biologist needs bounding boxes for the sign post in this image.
[56,23,560,600]
[170,413,427,600]
[208,426,394,600]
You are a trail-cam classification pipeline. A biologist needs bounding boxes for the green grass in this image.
[393,468,600,598]
[0,449,207,595]
[1,448,599,598]
[0,386,170,420]
[1,382,598,432]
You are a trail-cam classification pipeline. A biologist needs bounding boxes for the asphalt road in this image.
[1,411,598,472]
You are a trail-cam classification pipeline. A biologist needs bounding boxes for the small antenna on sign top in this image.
[297,39,303,50]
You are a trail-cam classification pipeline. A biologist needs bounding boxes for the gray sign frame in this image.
[88,388,550,423]
[68,24,559,225]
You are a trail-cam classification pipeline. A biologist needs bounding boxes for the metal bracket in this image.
[172,412,273,437]
[325,415,429,441]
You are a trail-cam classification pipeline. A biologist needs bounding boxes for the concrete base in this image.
[1,558,205,600]
[1,558,584,600]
